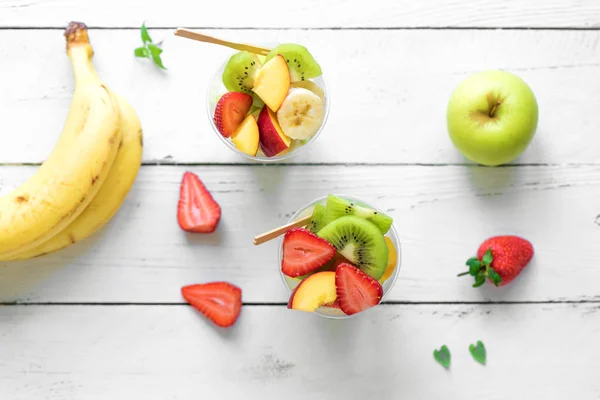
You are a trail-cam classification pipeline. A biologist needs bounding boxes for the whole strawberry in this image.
[458,235,534,287]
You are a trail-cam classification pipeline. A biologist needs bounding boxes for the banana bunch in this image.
[0,22,143,261]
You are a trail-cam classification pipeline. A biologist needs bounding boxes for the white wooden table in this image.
[2,1,600,398]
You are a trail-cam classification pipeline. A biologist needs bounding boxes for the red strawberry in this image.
[281,228,336,278]
[181,282,242,328]
[177,172,221,233]
[335,263,383,315]
[459,235,534,287]
[213,92,253,138]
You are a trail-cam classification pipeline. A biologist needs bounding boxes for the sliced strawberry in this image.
[322,299,341,309]
[181,282,242,328]
[282,228,336,278]
[177,172,221,233]
[336,263,383,315]
[213,92,253,138]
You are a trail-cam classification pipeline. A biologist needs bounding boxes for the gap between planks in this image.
[1,26,600,31]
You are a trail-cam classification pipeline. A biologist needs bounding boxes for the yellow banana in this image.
[5,93,143,260]
[0,22,121,257]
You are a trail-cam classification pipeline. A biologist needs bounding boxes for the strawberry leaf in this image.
[482,248,493,265]
[473,274,486,288]
[489,269,502,286]
[466,257,482,268]
[469,341,486,365]
[433,345,451,369]
[469,262,483,276]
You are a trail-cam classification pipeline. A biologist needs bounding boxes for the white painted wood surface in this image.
[0,29,599,164]
[2,165,600,303]
[1,304,598,399]
[1,0,599,398]
[1,0,599,28]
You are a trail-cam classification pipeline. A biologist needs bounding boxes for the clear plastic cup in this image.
[206,51,330,162]
[278,195,402,319]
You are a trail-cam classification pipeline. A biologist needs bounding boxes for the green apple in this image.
[446,70,539,166]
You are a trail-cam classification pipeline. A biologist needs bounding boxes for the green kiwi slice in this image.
[222,51,262,94]
[324,195,393,234]
[306,203,326,233]
[265,43,322,82]
[317,216,388,280]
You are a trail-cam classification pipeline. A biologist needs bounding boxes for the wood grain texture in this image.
[1,0,599,28]
[1,304,598,399]
[0,29,599,164]
[2,165,599,303]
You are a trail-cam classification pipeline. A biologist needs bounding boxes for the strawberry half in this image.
[281,228,336,278]
[459,235,534,287]
[181,282,242,328]
[213,92,253,138]
[177,171,221,233]
[335,263,383,315]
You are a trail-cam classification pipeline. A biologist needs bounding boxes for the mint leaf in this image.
[473,274,486,288]
[141,23,152,44]
[148,43,166,70]
[489,269,502,286]
[433,345,451,369]
[134,47,149,58]
[469,341,487,365]
[482,248,493,265]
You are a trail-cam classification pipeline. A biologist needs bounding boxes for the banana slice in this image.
[276,88,324,140]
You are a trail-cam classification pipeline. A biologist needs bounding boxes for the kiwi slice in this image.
[265,43,322,82]
[324,195,393,234]
[222,51,262,94]
[317,216,388,280]
[306,203,326,233]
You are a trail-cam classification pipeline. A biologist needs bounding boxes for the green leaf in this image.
[141,23,152,44]
[433,345,451,369]
[473,274,486,288]
[468,262,483,276]
[134,46,149,58]
[469,341,487,365]
[489,269,502,286]
[148,43,166,70]
[482,248,493,265]
[466,257,482,268]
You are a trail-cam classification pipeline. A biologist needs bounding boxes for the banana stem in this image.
[65,22,101,87]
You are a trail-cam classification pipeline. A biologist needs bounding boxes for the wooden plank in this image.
[0,29,599,165]
[0,304,598,399]
[1,165,599,303]
[1,0,599,28]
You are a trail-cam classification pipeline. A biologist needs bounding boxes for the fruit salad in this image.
[280,195,400,318]
[209,43,327,159]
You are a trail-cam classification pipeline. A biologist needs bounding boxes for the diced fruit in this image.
[336,263,383,315]
[306,203,326,233]
[231,114,260,156]
[277,88,324,140]
[257,106,291,157]
[177,172,221,233]
[322,299,340,309]
[222,51,262,94]
[181,282,242,328]
[282,228,336,278]
[213,92,253,138]
[379,236,398,283]
[252,55,290,111]
[291,80,325,102]
[287,271,337,312]
[265,43,322,83]
[459,235,534,287]
[318,216,388,281]
[324,194,393,234]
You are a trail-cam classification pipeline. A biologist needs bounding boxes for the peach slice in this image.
[379,236,398,283]
[231,114,260,156]
[287,271,337,312]
[257,106,291,157]
[252,55,291,111]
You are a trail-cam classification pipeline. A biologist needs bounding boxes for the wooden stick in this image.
[254,215,312,245]
[174,28,270,55]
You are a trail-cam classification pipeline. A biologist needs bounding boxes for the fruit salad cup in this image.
[207,43,329,161]
[279,195,401,319]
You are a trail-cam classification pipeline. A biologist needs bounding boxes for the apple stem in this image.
[489,101,501,118]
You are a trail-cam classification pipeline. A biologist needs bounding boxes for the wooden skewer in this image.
[254,215,312,245]
[174,28,270,55]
